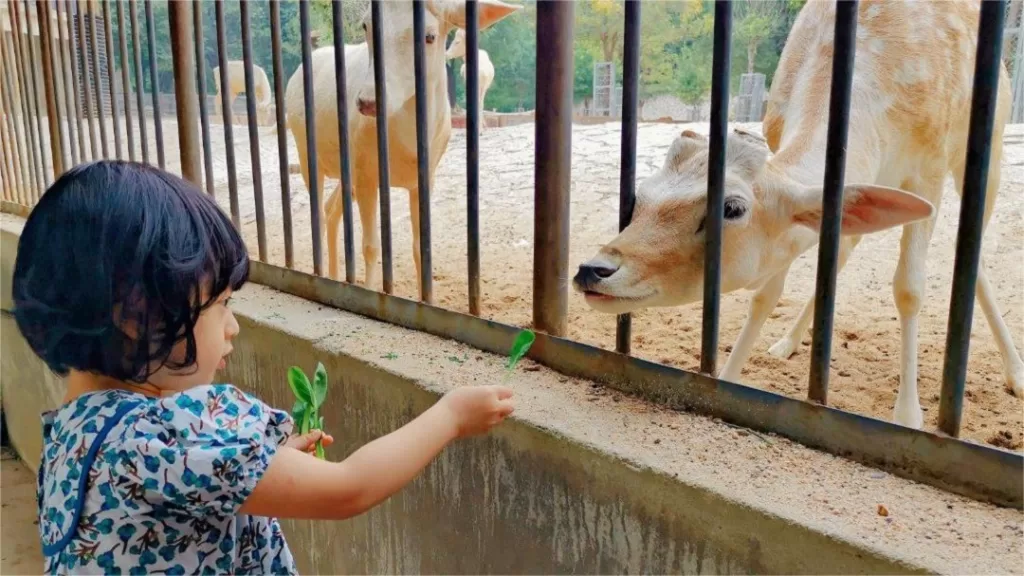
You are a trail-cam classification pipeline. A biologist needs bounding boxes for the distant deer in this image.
[445,28,495,135]
[573,0,1022,429]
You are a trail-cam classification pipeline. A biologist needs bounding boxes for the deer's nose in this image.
[357,98,377,117]
[574,263,618,290]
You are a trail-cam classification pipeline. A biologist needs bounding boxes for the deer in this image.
[445,28,496,135]
[214,61,274,125]
[284,0,521,292]
[573,0,1023,429]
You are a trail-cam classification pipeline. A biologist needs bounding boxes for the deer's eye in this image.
[724,197,747,220]
[426,32,437,44]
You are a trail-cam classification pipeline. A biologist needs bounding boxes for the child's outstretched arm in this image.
[240,384,514,520]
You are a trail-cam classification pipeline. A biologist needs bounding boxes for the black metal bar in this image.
[37,0,66,178]
[370,0,393,292]
[249,260,1024,509]
[76,0,97,160]
[616,0,641,355]
[193,2,213,194]
[330,0,354,282]
[128,0,148,163]
[299,0,323,276]
[699,0,732,375]
[10,0,44,195]
[939,0,1007,437]
[117,0,136,162]
[807,0,859,404]
[412,0,432,302]
[143,0,164,169]
[215,0,239,227]
[533,0,574,337]
[103,0,122,160]
[88,0,108,158]
[240,0,267,261]
[270,0,293,268]
[55,0,81,167]
[466,0,480,315]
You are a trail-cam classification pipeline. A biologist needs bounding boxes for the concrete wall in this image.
[5,216,1018,575]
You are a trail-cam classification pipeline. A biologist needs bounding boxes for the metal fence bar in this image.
[76,0,97,160]
[89,1,109,159]
[533,0,574,337]
[939,0,1008,437]
[37,0,66,179]
[330,0,354,282]
[616,0,640,355]
[143,0,164,169]
[103,0,122,160]
[193,2,213,194]
[117,0,136,162]
[0,23,29,204]
[168,0,200,185]
[412,0,432,303]
[129,0,149,163]
[299,0,322,275]
[10,0,44,195]
[22,0,50,190]
[370,0,393,293]
[215,0,239,227]
[270,0,293,268]
[466,0,480,315]
[240,0,267,261]
[699,0,732,374]
[55,0,81,167]
[807,0,859,404]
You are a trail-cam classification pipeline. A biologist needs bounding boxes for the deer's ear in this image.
[429,0,522,30]
[788,184,935,235]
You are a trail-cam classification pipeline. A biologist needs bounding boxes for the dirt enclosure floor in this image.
[36,116,1024,450]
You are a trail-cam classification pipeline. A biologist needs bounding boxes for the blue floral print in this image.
[38,384,298,574]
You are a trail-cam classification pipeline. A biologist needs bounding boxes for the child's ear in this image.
[788,184,935,235]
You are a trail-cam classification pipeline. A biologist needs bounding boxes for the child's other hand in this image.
[285,430,335,454]
[440,385,515,438]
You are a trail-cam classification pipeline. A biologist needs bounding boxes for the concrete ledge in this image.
[1,214,1021,574]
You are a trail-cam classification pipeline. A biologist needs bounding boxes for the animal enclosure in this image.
[0,0,1022,509]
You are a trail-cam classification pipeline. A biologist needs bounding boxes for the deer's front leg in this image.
[719,266,791,383]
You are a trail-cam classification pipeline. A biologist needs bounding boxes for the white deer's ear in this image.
[429,0,523,30]
[788,184,935,235]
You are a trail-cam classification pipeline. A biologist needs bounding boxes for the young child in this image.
[13,161,515,574]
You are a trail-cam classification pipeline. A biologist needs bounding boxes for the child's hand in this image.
[285,430,335,454]
[439,385,515,438]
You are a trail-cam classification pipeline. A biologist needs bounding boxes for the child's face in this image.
[149,290,239,392]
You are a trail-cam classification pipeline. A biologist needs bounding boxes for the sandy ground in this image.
[0,451,43,574]
[9,115,1024,450]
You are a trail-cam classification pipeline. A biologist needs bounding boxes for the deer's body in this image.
[574,0,1022,429]
[446,29,495,134]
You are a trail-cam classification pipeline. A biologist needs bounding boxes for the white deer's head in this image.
[354,0,520,117]
[573,129,935,315]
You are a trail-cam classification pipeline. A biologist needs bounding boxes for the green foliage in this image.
[289,362,329,459]
[116,0,805,114]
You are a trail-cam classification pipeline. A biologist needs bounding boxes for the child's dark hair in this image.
[12,161,249,383]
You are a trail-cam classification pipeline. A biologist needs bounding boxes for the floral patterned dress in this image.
[37,384,298,574]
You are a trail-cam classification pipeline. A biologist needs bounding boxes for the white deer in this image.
[573,0,1023,429]
[285,0,521,291]
[213,61,273,125]
[445,28,496,134]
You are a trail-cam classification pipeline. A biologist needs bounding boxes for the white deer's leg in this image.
[408,186,423,289]
[768,235,862,358]
[356,185,381,290]
[892,196,939,429]
[719,266,791,382]
[324,183,343,281]
[975,263,1024,397]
